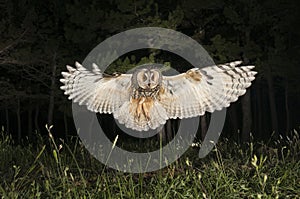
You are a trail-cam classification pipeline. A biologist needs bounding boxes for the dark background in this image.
[0,0,299,143]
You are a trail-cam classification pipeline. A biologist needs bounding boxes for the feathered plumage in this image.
[60,61,257,131]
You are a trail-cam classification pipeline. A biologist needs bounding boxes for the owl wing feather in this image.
[159,61,257,119]
[60,62,132,114]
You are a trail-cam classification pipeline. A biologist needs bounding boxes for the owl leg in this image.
[134,97,145,122]
[142,98,154,122]
[142,103,150,121]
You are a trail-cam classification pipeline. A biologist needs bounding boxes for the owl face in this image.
[135,69,162,90]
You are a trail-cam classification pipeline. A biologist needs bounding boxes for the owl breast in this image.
[129,68,164,124]
[130,86,161,122]
[133,86,160,98]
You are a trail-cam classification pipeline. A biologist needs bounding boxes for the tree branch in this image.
[0,29,28,55]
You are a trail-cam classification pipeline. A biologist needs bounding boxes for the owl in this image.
[60,61,257,131]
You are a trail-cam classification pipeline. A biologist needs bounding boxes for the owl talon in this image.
[147,120,151,127]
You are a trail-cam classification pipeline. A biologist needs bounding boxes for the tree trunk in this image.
[257,83,263,138]
[266,66,278,136]
[200,115,207,141]
[228,106,239,139]
[173,119,180,134]
[285,81,290,135]
[240,30,252,142]
[158,120,173,144]
[28,105,32,139]
[63,111,68,137]
[47,53,57,126]
[17,97,21,142]
[241,90,252,142]
[165,120,173,141]
[5,108,9,133]
[34,104,40,133]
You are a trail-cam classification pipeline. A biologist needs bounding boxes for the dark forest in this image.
[1,0,299,142]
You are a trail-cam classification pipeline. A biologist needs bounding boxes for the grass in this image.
[0,126,300,198]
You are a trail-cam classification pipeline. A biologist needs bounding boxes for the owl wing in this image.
[60,62,132,114]
[159,61,257,119]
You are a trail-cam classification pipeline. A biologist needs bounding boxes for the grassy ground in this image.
[0,127,299,198]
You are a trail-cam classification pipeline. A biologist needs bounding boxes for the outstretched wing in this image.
[60,62,132,114]
[158,61,257,119]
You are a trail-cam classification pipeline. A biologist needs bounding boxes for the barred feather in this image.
[159,61,257,119]
[60,62,131,114]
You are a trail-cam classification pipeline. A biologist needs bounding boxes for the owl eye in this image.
[150,73,155,81]
[143,73,149,82]
[150,70,160,84]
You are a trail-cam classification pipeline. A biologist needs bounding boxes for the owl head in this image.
[132,68,162,90]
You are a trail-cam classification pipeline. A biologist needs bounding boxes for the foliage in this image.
[0,127,299,198]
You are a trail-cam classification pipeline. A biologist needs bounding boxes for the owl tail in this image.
[114,100,168,131]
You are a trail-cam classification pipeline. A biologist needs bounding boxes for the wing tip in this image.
[75,61,85,69]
